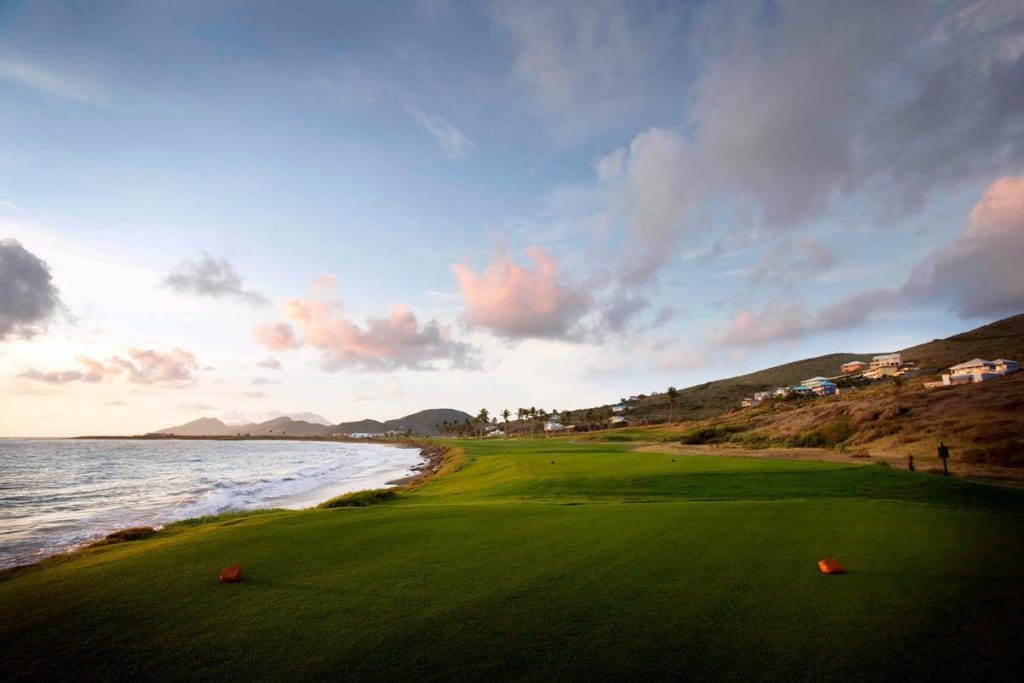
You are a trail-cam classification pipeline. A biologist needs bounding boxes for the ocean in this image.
[0,438,422,570]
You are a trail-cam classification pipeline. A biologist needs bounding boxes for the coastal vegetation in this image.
[2,438,1022,679]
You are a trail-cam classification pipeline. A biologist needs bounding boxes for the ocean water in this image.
[0,439,422,570]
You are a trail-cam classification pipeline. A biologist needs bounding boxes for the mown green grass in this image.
[2,439,1022,680]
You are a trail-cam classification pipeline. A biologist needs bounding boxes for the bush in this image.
[784,419,852,449]
[86,526,156,548]
[319,488,398,508]
[961,440,1024,467]
[679,425,744,445]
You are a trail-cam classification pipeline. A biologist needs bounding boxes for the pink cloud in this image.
[258,277,474,371]
[905,176,1024,317]
[451,247,589,338]
[20,348,199,386]
[718,300,810,347]
[252,322,300,351]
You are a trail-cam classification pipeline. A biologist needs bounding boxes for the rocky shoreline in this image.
[386,441,449,486]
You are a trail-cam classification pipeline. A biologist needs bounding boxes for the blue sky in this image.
[2,0,1022,436]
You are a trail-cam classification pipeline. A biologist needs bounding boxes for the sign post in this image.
[937,442,950,477]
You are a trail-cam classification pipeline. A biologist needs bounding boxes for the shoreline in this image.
[1,440,441,574]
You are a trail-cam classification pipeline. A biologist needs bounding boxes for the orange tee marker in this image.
[818,557,845,574]
[219,564,243,583]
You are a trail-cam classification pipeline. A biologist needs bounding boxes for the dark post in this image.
[937,442,950,477]
[907,454,915,472]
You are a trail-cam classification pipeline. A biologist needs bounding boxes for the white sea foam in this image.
[0,439,422,569]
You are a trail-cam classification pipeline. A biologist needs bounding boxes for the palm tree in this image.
[501,409,511,425]
[667,386,680,423]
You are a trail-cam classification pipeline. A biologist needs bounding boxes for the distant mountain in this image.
[156,416,329,437]
[284,412,332,426]
[331,409,474,436]
[156,408,474,437]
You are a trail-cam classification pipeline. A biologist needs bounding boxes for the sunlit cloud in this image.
[255,276,476,371]
[451,247,589,339]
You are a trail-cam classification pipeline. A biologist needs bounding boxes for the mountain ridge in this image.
[156,408,474,437]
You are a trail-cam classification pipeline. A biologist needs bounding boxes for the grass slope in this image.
[2,440,1023,680]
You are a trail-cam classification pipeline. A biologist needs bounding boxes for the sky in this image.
[1,0,1023,437]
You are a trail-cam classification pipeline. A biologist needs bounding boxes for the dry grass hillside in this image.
[668,371,1024,478]
[901,313,1024,376]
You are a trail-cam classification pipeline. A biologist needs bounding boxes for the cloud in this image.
[490,0,682,144]
[408,109,474,160]
[572,0,1024,294]
[251,377,279,386]
[256,357,282,370]
[1,238,63,341]
[163,254,267,305]
[600,128,693,283]
[252,322,301,350]
[238,391,267,400]
[178,402,214,411]
[903,175,1024,318]
[0,54,110,107]
[748,237,839,286]
[718,300,811,348]
[720,175,1024,346]
[20,348,199,386]
[258,276,476,371]
[451,247,589,339]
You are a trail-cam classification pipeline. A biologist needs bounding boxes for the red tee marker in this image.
[219,564,243,583]
[818,557,845,574]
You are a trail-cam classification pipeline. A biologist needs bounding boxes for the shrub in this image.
[679,425,744,445]
[960,440,1024,467]
[320,488,398,508]
[86,526,156,548]
[784,419,852,449]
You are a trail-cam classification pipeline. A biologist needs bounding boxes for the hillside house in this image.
[608,415,629,425]
[753,391,773,401]
[871,353,903,369]
[937,358,1021,386]
[841,360,868,373]
[994,359,1020,374]
[544,421,565,432]
[774,386,791,397]
[791,385,813,396]
[801,376,838,396]
[741,397,762,408]
[611,404,627,414]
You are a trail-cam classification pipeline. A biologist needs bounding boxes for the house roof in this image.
[950,358,993,371]
[842,360,867,366]
[993,358,1018,364]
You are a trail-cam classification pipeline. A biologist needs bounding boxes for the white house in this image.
[544,421,565,432]
[611,404,627,414]
[753,391,773,401]
[608,415,629,425]
[941,358,1020,385]
[993,359,1020,375]
[741,397,762,408]
[774,386,791,397]
[870,353,903,369]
